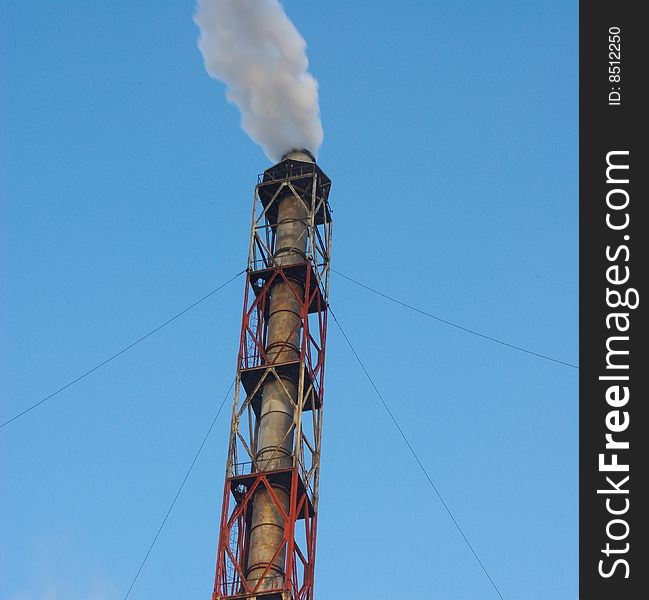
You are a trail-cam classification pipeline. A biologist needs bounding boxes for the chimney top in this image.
[281,148,316,163]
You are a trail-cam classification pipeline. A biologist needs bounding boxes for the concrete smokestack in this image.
[212,147,331,600]
[245,149,313,592]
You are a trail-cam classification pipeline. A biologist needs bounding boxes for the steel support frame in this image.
[212,159,331,600]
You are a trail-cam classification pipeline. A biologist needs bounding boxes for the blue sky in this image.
[1,2,577,599]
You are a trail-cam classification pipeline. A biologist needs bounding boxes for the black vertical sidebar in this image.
[580,3,647,599]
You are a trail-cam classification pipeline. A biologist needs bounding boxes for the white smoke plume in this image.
[194,0,324,162]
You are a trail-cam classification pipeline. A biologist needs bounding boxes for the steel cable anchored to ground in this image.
[0,270,245,430]
[333,269,578,370]
[331,307,506,600]
[122,378,235,600]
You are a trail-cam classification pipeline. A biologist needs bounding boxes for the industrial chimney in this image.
[212,151,332,600]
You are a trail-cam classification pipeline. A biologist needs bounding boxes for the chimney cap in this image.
[280,148,316,163]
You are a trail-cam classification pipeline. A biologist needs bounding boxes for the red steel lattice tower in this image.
[212,149,332,600]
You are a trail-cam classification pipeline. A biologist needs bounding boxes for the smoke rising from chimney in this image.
[194,0,324,162]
